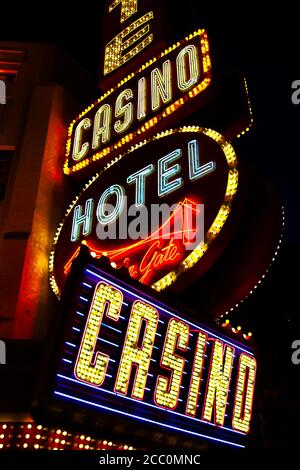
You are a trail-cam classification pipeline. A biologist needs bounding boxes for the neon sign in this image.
[51,127,239,298]
[100,0,169,88]
[64,198,200,285]
[65,29,212,179]
[104,3,153,76]
[38,0,283,453]
[42,250,257,448]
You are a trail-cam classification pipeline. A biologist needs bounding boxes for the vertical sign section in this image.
[202,340,234,426]
[75,282,123,385]
[100,0,169,88]
[104,12,154,77]
[232,354,257,433]
[51,260,257,447]
[186,332,207,416]
[115,300,158,400]
[109,0,139,23]
[155,319,189,410]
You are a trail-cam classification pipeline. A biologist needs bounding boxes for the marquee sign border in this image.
[64,28,212,177]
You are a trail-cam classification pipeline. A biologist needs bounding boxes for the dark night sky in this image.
[0,1,299,449]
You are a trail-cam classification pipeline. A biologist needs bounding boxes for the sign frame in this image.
[51,126,240,299]
[35,246,257,450]
[64,29,212,179]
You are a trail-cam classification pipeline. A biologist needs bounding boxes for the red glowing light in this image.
[63,198,201,285]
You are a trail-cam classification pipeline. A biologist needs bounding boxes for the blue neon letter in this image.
[188,140,216,180]
[127,164,154,207]
[71,198,94,242]
[158,149,183,197]
[96,184,125,225]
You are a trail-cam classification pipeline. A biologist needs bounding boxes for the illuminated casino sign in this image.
[51,127,239,297]
[42,0,276,448]
[99,0,172,88]
[65,30,212,179]
[39,250,257,449]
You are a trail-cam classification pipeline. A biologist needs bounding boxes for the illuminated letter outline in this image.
[72,118,92,162]
[158,149,183,198]
[74,281,123,386]
[232,353,257,433]
[176,44,200,92]
[127,164,154,207]
[114,300,158,400]
[202,339,235,427]
[185,331,208,417]
[188,139,216,180]
[71,199,94,242]
[92,104,112,150]
[109,0,139,23]
[114,88,134,134]
[151,60,172,112]
[104,11,154,76]
[154,318,189,410]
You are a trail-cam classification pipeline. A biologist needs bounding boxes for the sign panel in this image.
[99,0,170,89]
[42,250,257,449]
[51,127,239,297]
[65,29,212,179]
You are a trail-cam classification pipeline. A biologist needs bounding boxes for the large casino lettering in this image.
[49,253,257,448]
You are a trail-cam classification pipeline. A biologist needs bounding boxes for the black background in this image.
[0,0,299,450]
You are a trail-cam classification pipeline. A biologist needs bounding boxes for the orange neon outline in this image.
[114,300,158,400]
[74,281,123,387]
[64,29,212,176]
[154,317,189,411]
[136,237,182,283]
[201,339,235,428]
[63,198,200,279]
